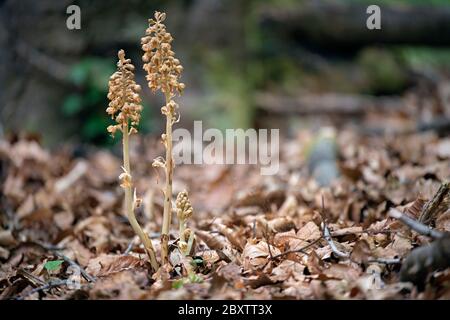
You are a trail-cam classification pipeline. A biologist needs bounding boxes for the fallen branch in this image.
[363,117,450,136]
[390,207,450,288]
[255,92,402,116]
[400,236,450,288]
[388,208,445,239]
[418,182,450,225]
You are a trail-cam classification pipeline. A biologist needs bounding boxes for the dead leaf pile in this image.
[0,116,449,300]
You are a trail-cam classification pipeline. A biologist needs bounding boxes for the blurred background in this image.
[0,0,450,147]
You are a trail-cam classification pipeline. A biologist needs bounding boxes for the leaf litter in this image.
[0,126,449,300]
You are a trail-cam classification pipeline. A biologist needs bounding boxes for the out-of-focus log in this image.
[255,91,450,135]
[260,2,450,49]
[254,92,403,116]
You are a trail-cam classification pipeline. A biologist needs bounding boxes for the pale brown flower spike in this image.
[107,50,143,137]
[107,49,159,271]
[142,11,185,96]
[142,11,185,263]
[176,190,195,256]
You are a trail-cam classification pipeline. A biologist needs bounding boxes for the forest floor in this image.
[1,105,450,300]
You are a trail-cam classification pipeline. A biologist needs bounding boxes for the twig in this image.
[270,237,322,260]
[51,251,97,283]
[389,208,445,239]
[31,242,96,283]
[263,224,274,260]
[322,224,402,264]
[367,257,402,265]
[319,195,398,264]
[14,279,69,300]
[124,238,135,255]
[322,222,350,258]
[17,269,46,287]
[331,229,396,237]
[37,242,66,251]
[320,194,350,259]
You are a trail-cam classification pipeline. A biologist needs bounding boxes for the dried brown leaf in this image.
[297,221,321,241]
[242,240,280,270]
[350,240,371,264]
[436,210,450,232]
[0,229,17,247]
[270,260,305,282]
[86,254,143,277]
[268,217,296,233]
[214,223,245,250]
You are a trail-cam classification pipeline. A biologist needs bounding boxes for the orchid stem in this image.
[123,124,159,271]
[161,91,174,264]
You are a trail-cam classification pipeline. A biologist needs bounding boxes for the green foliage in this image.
[188,273,203,284]
[171,273,203,289]
[44,260,64,271]
[191,258,204,268]
[194,51,254,130]
[63,56,154,145]
[62,57,116,145]
[69,58,114,90]
[171,278,185,289]
[62,94,84,116]
[398,47,450,71]
[357,47,408,94]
